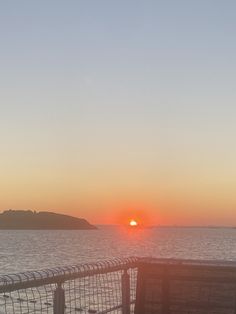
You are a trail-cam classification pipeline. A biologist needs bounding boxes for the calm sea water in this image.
[1,226,236,274]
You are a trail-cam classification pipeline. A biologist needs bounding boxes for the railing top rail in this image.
[0,257,138,293]
[138,257,236,270]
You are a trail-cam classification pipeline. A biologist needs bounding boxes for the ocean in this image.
[1,225,236,274]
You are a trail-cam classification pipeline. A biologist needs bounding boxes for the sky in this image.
[0,1,236,225]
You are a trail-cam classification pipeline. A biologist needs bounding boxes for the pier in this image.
[1,257,236,313]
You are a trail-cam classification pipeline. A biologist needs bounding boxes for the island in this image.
[0,210,97,230]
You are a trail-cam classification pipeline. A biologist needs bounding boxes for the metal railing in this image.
[0,257,138,314]
[2,257,236,314]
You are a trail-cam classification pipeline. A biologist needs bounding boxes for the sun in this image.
[129,219,138,227]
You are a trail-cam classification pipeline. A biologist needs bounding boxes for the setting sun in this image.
[129,219,138,227]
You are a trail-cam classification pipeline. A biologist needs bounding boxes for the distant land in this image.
[0,210,97,230]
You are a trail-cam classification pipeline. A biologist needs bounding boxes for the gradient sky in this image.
[1,1,236,225]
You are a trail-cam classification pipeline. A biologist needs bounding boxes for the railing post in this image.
[162,266,170,314]
[122,268,130,314]
[53,282,65,314]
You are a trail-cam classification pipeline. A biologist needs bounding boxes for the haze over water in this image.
[1,227,236,274]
